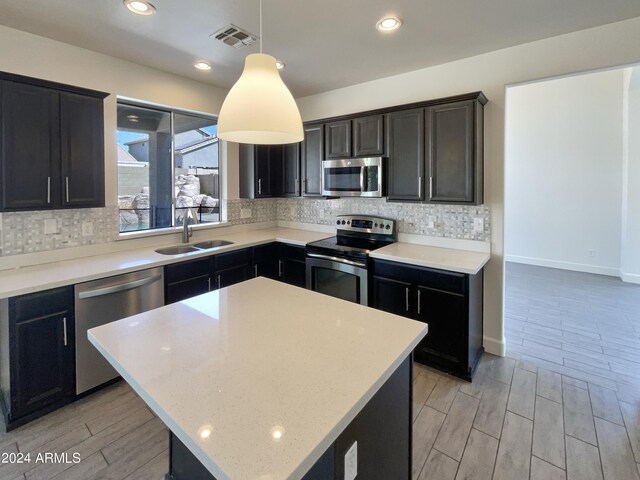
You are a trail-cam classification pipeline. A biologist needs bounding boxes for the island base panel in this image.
[167,356,412,480]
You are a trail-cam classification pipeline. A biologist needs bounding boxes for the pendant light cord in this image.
[259,0,263,53]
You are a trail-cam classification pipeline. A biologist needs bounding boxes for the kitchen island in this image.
[88,277,427,480]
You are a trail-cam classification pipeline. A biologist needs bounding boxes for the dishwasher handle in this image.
[77,274,163,299]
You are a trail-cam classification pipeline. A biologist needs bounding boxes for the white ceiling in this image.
[1,0,640,97]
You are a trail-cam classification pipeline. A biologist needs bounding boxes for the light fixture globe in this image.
[217,53,303,145]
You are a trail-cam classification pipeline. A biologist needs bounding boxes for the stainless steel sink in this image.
[193,240,234,250]
[155,245,201,255]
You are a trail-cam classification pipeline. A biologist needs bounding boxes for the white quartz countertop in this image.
[88,278,428,480]
[370,242,490,274]
[0,228,332,299]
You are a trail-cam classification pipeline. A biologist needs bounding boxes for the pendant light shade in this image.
[217,53,303,145]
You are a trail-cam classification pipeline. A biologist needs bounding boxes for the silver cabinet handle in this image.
[418,290,421,315]
[303,179,307,194]
[418,176,422,199]
[278,260,283,277]
[47,177,51,204]
[65,177,70,203]
[217,274,221,289]
[257,178,262,195]
[208,277,211,291]
[429,177,433,198]
[254,264,258,277]
[63,317,68,346]
[295,178,299,194]
[405,287,410,312]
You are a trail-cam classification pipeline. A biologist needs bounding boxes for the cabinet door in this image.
[60,93,105,208]
[353,115,384,157]
[11,310,74,419]
[370,276,413,317]
[254,145,272,198]
[325,120,351,159]
[278,258,306,287]
[415,285,467,368]
[386,109,425,201]
[0,81,60,211]
[282,143,300,197]
[302,124,323,196]
[426,100,476,203]
[253,243,278,279]
[268,145,284,197]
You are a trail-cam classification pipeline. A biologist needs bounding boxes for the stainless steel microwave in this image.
[321,157,386,197]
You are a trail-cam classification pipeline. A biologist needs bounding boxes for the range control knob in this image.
[385,224,391,230]
[374,223,378,228]
[336,220,340,225]
[341,220,346,225]
[347,221,350,225]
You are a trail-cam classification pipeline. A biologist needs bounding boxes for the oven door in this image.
[322,158,384,197]
[306,253,368,305]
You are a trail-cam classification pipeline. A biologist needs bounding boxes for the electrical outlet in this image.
[290,206,296,217]
[82,221,94,237]
[318,209,325,219]
[240,208,252,219]
[344,441,357,480]
[44,219,57,235]
[473,217,484,233]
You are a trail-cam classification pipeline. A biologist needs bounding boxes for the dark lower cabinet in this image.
[277,244,306,288]
[165,258,212,304]
[253,243,278,279]
[212,248,252,289]
[371,259,483,380]
[1,287,75,429]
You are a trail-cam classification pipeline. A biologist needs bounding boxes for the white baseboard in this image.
[505,255,620,277]
[620,271,640,284]
[483,335,505,357]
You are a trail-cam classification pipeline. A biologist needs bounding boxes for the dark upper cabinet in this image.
[324,120,352,159]
[0,81,60,210]
[426,99,483,204]
[239,144,284,198]
[301,124,323,196]
[7,287,75,422]
[282,143,301,197]
[353,115,384,157]
[370,259,483,380]
[60,93,105,208]
[386,108,425,201]
[0,72,107,212]
[325,115,384,159]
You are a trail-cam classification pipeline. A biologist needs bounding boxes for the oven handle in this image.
[307,252,367,268]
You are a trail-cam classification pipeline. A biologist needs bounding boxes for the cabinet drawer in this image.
[415,268,466,294]
[253,242,277,261]
[9,286,74,324]
[214,248,251,270]
[279,243,306,262]
[164,258,211,284]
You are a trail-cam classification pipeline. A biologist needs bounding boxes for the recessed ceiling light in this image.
[194,61,212,71]
[376,16,402,32]
[124,0,156,16]
[275,60,285,70]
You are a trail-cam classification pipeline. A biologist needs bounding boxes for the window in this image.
[117,102,220,233]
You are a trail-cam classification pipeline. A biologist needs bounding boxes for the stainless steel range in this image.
[306,215,396,305]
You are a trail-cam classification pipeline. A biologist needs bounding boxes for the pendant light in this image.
[217,0,303,145]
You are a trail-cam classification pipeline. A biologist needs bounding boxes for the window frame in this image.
[116,98,225,239]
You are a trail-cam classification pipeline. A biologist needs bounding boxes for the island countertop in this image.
[88,277,428,480]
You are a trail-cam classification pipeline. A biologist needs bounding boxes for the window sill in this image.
[116,221,230,241]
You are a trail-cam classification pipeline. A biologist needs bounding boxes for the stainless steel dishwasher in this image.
[74,267,164,394]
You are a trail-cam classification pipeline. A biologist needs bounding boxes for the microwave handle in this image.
[359,167,365,192]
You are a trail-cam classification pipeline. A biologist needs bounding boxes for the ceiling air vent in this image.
[211,24,258,49]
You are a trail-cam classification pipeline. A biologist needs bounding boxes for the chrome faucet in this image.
[181,208,199,243]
